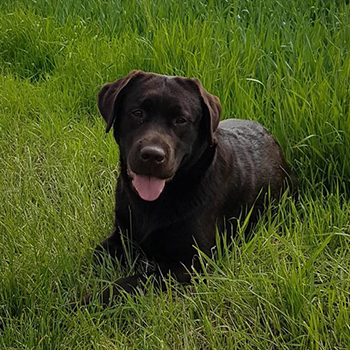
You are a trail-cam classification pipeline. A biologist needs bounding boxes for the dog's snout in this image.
[140,146,166,164]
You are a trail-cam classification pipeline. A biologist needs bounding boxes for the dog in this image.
[94,70,295,304]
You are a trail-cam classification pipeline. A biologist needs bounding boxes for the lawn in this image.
[0,0,349,348]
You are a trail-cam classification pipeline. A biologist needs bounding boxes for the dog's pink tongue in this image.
[132,175,166,201]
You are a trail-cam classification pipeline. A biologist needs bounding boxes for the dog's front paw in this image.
[80,274,144,308]
[101,275,144,304]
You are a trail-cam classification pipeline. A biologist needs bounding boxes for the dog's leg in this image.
[157,261,192,284]
[99,274,147,305]
[93,228,133,267]
[87,261,192,307]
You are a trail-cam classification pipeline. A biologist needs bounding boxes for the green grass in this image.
[0,0,349,348]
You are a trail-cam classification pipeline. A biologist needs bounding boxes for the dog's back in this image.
[215,119,296,227]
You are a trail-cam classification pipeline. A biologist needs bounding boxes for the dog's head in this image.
[98,70,221,201]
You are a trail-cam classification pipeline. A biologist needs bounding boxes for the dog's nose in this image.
[140,146,165,164]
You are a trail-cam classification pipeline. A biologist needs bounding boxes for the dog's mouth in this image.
[127,169,174,201]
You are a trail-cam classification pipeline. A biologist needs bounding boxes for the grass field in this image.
[1,0,349,348]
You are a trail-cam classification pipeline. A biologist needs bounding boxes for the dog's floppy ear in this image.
[192,79,222,146]
[98,70,143,133]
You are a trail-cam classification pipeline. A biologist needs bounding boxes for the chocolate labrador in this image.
[94,70,295,303]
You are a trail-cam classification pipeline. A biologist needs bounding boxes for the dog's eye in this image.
[175,117,187,125]
[132,110,143,118]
